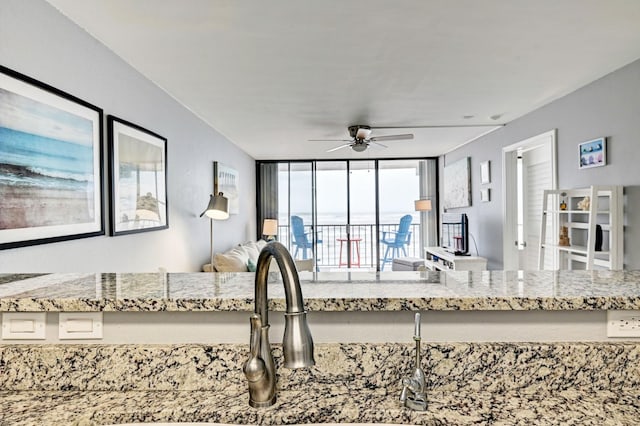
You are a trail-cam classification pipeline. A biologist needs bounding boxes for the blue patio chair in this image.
[291,216,322,260]
[380,214,413,270]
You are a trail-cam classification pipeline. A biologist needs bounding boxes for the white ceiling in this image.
[46,0,640,160]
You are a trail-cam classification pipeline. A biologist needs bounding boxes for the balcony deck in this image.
[276,223,421,270]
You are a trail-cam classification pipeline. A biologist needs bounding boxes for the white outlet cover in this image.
[59,312,103,339]
[2,313,46,340]
[607,310,640,338]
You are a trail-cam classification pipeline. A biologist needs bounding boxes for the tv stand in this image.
[424,247,487,271]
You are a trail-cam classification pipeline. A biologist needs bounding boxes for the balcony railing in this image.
[276,223,421,269]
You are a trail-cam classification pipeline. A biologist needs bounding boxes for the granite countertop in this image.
[2,270,640,312]
[3,388,640,425]
[3,338,640,425]
[3,340,640,425]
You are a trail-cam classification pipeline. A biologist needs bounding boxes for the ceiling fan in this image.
[309,125,414,153]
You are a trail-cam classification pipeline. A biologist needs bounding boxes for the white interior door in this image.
[520,144,554,270]
[502,130,556,270]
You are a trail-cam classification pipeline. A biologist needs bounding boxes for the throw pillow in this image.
[213,246,250,272]
[247,258,257,272]
[242,241,261,264]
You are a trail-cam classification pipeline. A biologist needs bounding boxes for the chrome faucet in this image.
[243,242,315,408]
[400,312,427,411]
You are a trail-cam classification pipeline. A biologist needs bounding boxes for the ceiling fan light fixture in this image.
[351,142,368,152]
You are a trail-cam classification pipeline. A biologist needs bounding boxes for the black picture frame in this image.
[108,115,168,236]
[0,65,104,250]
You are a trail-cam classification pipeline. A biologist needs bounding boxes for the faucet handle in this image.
[244,314,266,383]
[414,312,421,339]
[399,380,409,402]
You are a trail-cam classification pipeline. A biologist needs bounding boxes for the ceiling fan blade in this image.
[370,124,504,129]
[309,139,351,142]
[370,141,388,149]
[370,134,414,142]
[326,143,352,153]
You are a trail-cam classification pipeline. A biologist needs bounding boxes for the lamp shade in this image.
[414,199,432,212]
[200,193,229,220]
[262,219,278,236]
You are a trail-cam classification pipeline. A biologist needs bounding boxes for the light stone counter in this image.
[2,342,640,425]
[2,270,640,424]
[2,270,640,312]
[3,389,639,425]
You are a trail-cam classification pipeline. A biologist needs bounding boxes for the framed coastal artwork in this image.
[443,157,471,209]
[108,116,168,236]
[0,65,104,249]
[579,137,606,169]
[214,161,239,214]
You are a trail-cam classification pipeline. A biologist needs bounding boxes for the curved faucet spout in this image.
[243,241,315,408]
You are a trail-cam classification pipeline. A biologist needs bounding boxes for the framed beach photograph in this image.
[579,137,606,169]
[108,116,168,236]
[214,161,239,214]
[0,65,104,249]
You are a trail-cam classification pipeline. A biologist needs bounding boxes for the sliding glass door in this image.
[379,160,421,270]
[315,161,347,268]
[347,161,377,269]
[281,163,317,261]
[257,158,437,271]
[314,161,377,269]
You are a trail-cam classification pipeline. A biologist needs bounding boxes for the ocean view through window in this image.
[257,159,438,271]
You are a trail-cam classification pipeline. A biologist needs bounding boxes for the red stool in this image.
[337,237,362,267]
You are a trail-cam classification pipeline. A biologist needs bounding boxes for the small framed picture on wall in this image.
[480,188,491,202]
[480,161,491,184]
[579,137,606,169]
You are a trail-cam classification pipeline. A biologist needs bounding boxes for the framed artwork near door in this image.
[578,137,606,169]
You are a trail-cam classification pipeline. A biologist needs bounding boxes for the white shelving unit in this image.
[538,186,623,270]
[424,247,487,271]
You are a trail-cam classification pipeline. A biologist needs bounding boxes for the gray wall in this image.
[443,58,640,270]
[0,0,256,272]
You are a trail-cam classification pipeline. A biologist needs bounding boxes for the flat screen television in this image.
[441,213,469,255]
